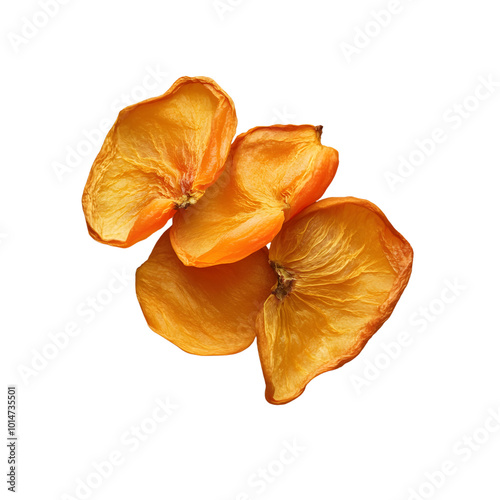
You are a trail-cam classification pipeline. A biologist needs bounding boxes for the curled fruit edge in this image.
[82,76,237,248]
[257,196,414,405]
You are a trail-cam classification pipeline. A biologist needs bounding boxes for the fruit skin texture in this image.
[256,197,413,405]
[170,125,339,268]
[82,76,237,248]
[136,229,276,356]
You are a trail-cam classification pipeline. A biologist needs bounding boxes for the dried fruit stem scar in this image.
[175,192,202,210]
[271,262,295,300]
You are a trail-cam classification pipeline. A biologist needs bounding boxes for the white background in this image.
[2,0,500,499]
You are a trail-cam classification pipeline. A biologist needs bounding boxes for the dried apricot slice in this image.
[170,125,339,267]
[257,197,413,404]
[82,76,237,247]
[136,229,276,356]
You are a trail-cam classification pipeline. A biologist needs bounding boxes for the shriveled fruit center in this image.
[270,261,295,300]
[175,192,203,210]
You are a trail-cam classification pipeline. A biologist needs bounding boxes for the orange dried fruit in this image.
[170,125,339,267]
[136,229,276,356]
[82,76,237,247]
[257,197,413,404]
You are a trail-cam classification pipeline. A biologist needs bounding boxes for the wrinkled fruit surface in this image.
[257,197,413,404]
[171,125,339,267]
[136,229,276,356]
[83,76,237,247]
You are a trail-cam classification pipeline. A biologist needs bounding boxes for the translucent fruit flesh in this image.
[170,125,339,267]
[136,229,276,356]
[82,76,237,247]
[257,197,413,404]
